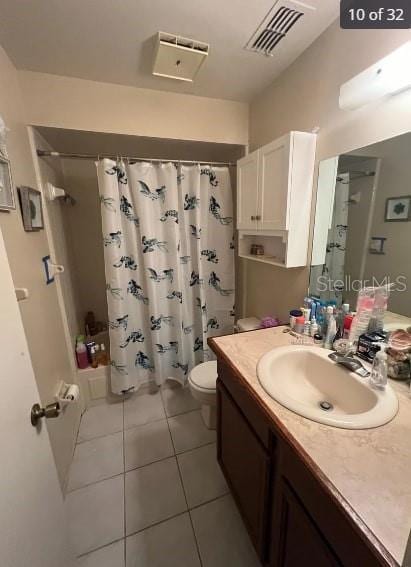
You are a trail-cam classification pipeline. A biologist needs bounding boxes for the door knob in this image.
[31,402,60,427]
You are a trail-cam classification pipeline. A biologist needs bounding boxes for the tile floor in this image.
[67,383,261,567]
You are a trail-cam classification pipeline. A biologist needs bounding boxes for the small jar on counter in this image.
[289,309,303,329]
[294,316,305,334]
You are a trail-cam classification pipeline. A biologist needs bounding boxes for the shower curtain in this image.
[323,174,349,302]
[97,159,235,395]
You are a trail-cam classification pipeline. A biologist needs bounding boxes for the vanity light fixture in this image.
[339,41,411,110]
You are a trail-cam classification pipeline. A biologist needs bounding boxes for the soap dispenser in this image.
[369,345,388,390]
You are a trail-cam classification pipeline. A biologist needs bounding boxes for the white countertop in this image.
[211,326,411,565]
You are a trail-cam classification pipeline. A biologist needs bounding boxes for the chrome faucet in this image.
[328,352,370,378]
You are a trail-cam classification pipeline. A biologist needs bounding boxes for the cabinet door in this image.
[217,380,270,558]
[237,150,259,230]
[258,135,291,231]
[272,480,341,567]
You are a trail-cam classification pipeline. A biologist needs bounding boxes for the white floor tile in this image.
[177,443,228,508]
[77,540,125,567]
[68,432,124,491]
[125,513,200,567]
[161,384,200,417]
[124,420,174,471]
[125,457,187,535]
[190,495,261,567]
[67,475,124,556]
[168,410,216,453]
[77,403,124,442]
[124,389,165,430]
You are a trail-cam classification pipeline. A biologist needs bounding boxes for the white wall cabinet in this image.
[237,149,259,230]
[237,131,316,268]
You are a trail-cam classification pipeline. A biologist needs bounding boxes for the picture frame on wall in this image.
[0,154,15,211]
[18,186,44,231]
[385,195,411,222]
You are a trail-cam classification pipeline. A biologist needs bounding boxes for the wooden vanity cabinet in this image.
[215,359,391,567]
[217,378,271,558]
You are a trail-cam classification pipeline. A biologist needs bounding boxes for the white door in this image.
[258,134,291,231]
[237,150,259,230]
[0,228,74,567]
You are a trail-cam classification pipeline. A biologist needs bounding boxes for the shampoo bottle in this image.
[76,340,89,370]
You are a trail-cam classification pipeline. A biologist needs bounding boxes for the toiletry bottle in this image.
[294,316,305,334]
[289,309,303,330]
[99,344,109,366]
[303,320,311,335]
[313,333,323,345]
[343,314,354,339]
[369,287,389,333]
[90,345,98,369]
[76,340,89,369]
[324,314,337,349]
[316,302,325,334]
[85,311,97,336]
[369,345,388,390]
[322,305,334,337]
[310,317,319,337]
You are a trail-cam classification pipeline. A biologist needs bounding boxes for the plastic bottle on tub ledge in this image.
[98,344,110,366]
[76,337,89,369]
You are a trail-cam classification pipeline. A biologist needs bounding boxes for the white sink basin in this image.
[257,346,398,429]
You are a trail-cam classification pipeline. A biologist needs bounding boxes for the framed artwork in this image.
[385,195,411,222]
[0,155,15,210]
[18,186,44,231]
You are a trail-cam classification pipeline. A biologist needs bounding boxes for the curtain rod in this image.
[36,149,234,167]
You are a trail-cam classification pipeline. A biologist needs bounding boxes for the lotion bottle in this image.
[369,346,388,390]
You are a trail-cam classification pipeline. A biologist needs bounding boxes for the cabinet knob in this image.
[256,215,261,221]
[251,215,256,221]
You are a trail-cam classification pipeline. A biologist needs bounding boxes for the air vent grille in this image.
[245,1,311,56]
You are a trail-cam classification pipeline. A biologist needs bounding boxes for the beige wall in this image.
[0,46,80,490]
[247,22,411,321]
[360,134,411,317]
[18,71,249,146]
[61,158,108,326]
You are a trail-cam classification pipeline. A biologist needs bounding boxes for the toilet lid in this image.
[189,360,217,391]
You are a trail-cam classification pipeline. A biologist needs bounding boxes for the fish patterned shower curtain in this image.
[97,159,235,395]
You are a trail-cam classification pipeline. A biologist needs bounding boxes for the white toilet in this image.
[188,318,261,429]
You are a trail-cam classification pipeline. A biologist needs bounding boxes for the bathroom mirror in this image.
[309,131,411,329]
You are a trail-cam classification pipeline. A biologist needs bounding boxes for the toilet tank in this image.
[236,317,261,332]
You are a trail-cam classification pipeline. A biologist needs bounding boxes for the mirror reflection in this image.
[310,131,411,329]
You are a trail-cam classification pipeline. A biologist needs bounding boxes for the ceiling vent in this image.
[245,0,315,57]
[152,32,209,82]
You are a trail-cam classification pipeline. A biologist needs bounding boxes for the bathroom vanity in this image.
[209,327,411,567]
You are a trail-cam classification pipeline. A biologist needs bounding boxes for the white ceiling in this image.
[0,0,339,102]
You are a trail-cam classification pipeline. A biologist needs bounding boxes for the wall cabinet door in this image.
[237,150,259,230]
[217,380,270,558]
[258,135,291,231]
